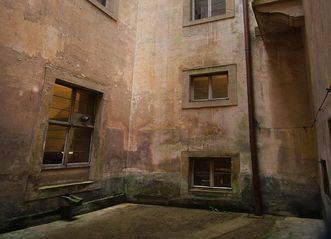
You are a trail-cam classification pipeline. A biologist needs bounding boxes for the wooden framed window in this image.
[42,81,98,168]
[190,157,232,189]
[193,0,226,20]
[191,72,228,101]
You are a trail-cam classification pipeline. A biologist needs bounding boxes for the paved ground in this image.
[0,204,326,239]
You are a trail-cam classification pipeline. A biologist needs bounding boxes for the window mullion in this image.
[63,89,77,166]
[191,159,195,186]
[208,0,212,17]
[208,76,212,100]
[192,0,195,20]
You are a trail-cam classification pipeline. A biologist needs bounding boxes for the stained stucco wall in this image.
[0,0,322,226]
[127,0,320,217]
[252,28,319,216]
[127,0,252,210]
[0,0,138,225]
[303,0,331,220]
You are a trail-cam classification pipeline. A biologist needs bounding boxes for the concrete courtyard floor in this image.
[0,204,326,239]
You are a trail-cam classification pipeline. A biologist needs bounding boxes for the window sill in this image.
[38,180,95,190]
[189,187,233,195]
[87,0,118,21]
[42,163,90,170]
[182,99,237,109]
[183,13,235,27]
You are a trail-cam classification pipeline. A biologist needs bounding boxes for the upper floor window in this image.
[182,64,237,109]
[184,0,234,26]
[43,82,97,168]
[191,72,228,101]
[190,157,232,189]
[193,0,226,20]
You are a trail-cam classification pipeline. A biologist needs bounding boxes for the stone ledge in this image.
[38,181,95,190]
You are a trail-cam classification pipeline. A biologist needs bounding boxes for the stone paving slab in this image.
[0,204,325,239]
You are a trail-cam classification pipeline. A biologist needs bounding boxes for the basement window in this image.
[42,82,98,168]
[321,159,330,198]
[190,157,232,189]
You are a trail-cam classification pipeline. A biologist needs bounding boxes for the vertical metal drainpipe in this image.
[243,0,263,216]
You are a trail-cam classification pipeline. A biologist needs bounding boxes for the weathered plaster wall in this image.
[251,8,320,216]
[303,0,331,220]
[127,0,253,210]
[128,0,320,217]
[0,0,322,226]
[0,0,138,225]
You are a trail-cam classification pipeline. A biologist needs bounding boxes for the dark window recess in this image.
[191,72,228,101]
[194,0,208,20]
[193,0,226,20]
[96,0,107,6]
[211,0,226,16]
[43,82,97,167]
[321,159,331,197]
[191,157,231,189]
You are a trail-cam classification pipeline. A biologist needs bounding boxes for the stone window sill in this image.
[183,13,235,27]
[39,180,95,190]
[189,187,232,195]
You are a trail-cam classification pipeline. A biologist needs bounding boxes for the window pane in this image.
[43,125,67,164]
[193,158,210,186]
[214,158,231,188]
[194,0,208,20]
[192,76,209,100]
[211,0,226,17]
[211,73,228,99]
[214,173,231,187]
[68,127,92,164]
[74,89,95,116]
[96,0,107,6]
[49,84,72,121]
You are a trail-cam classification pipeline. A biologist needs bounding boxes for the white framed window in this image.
[192,0,226,20]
